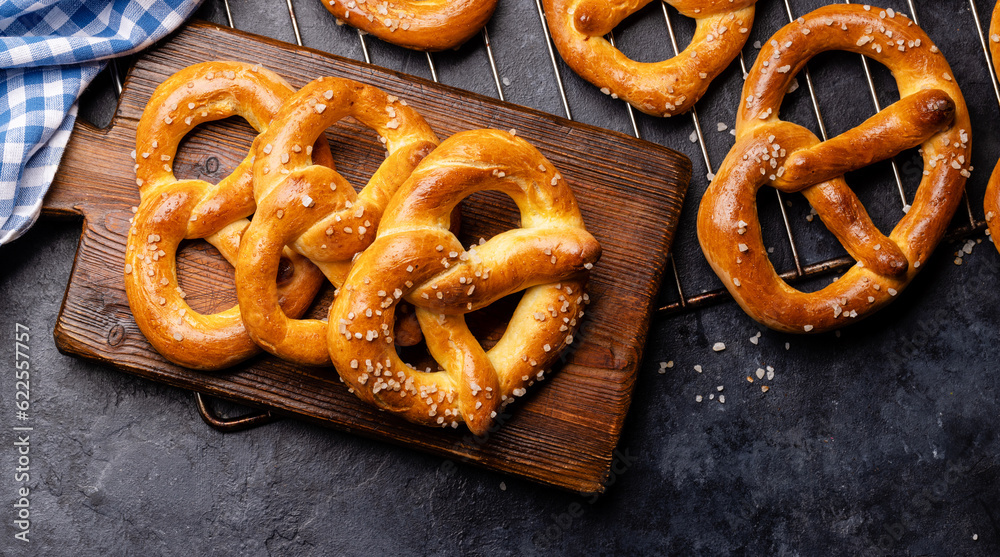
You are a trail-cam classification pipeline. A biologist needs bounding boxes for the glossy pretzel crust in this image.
[697,5,970,334]
[321,0,497,51]
[544,0,757,116]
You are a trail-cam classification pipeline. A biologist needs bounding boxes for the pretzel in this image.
[697,4,970,334]
[235,77,439,366]
[326,129,601,436]
[986,2,1000,251]
[543,0,757,117]
[125,62,333,370]
[321,0,497,51]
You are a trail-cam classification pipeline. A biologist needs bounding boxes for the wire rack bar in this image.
[356,31,372,63]
[534,0,573,119]
[110,60,124,95]
[425,52,439,82]
[222,0,234,27]
[482,27,506,101]
[970,0,1000,108]
[285,0,303,46]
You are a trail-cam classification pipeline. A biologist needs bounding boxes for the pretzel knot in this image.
[327,130,601,436]
[697,5,970,334]
[544,0,757,116]
[236,77,439,365]
[125,62,333,370]
[986,3,1000,252]
[321,0,497,51]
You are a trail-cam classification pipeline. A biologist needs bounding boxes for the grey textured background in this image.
[2,0,999,555]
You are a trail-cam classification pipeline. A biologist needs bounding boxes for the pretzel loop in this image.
[235,77,439,366]
[321,0,497,51]
[697,5,971,334]
[544,0,757,116]
[125,62,332,369]
[327,130,601,436]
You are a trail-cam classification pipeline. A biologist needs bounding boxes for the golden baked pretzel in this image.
[321,0,497,51]
[986,1,1000,252]
[235,77,439,366]
[126,62,334,370]
[543,0,757,117]
[326,129,601,436]
[697,4,970,334]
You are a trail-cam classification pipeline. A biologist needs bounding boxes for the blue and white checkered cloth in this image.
[0,0,202,246]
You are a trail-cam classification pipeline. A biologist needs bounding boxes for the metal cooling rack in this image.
[108,0,997,320]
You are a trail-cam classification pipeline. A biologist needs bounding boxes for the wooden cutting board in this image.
[44,22,690,494]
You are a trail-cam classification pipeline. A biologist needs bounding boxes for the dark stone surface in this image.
[2,0,999,555]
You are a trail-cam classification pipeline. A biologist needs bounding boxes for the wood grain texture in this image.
[45,22,690,494]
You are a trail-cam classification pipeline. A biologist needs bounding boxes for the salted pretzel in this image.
[125,62,333,370]
[326,129,601,436]
[543,0,757,117]
[697,4,970,334]
[235,77,439,366]
[321,0,497,51]
[986,2,1000,252]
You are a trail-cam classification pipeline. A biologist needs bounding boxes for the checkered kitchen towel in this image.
[0,0,202,246]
